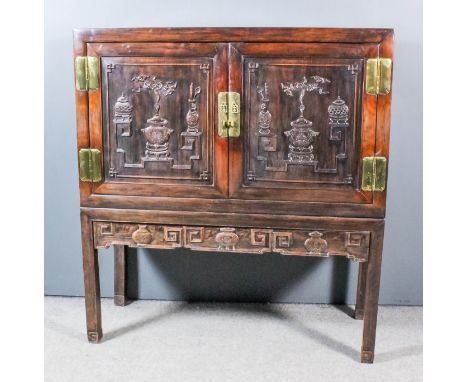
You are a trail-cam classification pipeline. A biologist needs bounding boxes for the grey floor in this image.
[45,297,422,382]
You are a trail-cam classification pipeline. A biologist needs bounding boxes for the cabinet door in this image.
[84,43,228,200]
[229,43,385,205]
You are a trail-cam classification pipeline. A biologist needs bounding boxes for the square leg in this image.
[114,245,128,306]
[80,212,102,343]
[354,262,368,320]
[360,223,384,363]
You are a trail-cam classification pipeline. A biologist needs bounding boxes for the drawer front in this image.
[93,222,370,262]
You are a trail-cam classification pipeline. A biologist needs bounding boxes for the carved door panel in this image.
[86,43,228,199]
[229,43,379,204]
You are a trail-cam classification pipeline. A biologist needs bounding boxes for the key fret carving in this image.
[94,222,370,262]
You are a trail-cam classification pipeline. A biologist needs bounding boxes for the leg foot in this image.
[354,308,364,320]
[87,330,103,343]
[114,294,127,306]
[361,350,374,363]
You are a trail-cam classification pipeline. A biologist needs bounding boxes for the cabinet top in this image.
[73,27,393,44]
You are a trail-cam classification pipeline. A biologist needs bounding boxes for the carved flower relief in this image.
[304,231,328,256]
[215,228,240,251]
[131,225,153,245]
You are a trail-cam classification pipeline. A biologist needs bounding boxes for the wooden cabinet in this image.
[74,28,393,363]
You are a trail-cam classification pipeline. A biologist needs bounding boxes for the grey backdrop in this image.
[45,0,422,305]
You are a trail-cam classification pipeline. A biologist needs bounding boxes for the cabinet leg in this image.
[114,245,128,306]
[80,213,102,343]
[360,224,384,363]
[354,262,367,320]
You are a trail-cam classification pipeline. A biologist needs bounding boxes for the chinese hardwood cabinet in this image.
[73,28,394,363]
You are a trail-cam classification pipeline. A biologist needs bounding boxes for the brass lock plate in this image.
[218,92,240,137]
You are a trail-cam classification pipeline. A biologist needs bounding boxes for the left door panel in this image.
[80,42,228,201]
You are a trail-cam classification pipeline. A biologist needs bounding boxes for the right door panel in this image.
[229,43,379,204]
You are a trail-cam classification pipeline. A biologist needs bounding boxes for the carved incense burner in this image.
[281,76,330,163]
[132,75,177,160]
[74,27,394,364]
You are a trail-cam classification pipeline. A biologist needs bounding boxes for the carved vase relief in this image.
[106,60,211,181]
[246,60,358,185]
[304,231,328,256]
[281,76,330,163]
[215,228,240,251]
[185,82,201,133]
[131,225,153,245]
[257,83,272,135]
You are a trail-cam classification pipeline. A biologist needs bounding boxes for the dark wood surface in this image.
[74,27,393,363]
[113,245,127,306]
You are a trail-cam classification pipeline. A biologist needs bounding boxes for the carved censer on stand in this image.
[281,76,330,163]
[131,75,177,160]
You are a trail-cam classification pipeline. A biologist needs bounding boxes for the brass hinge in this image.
[365,58,392,95]
[361,156,387,192]
[79,149,102,182]
[218,92,240,137]
[75,56,99,91]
